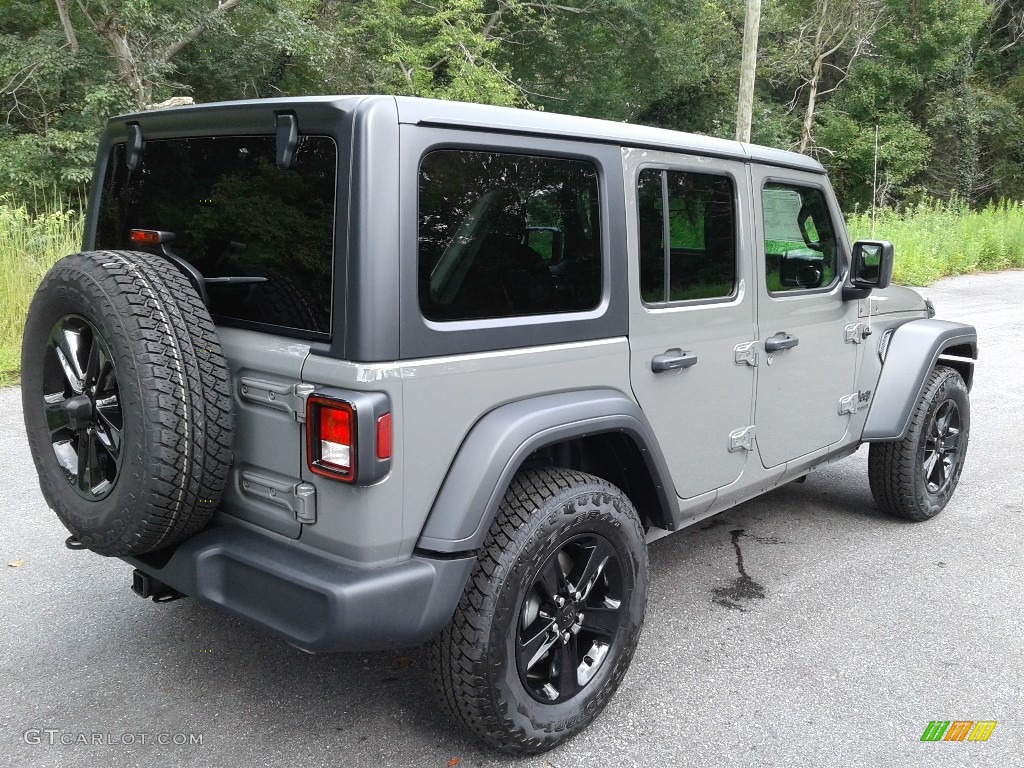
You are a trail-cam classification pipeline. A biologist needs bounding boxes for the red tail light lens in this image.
[129,229,164,246]
[307,396,355,481]
[376,412,392,460]
[304,391,392,485]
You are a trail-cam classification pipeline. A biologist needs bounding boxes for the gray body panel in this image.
[862,319,978,440]
[748,164,861,468]
[297,355,406,565]
[396,342,637,559]
[416,388,676,553]
[217,328,309,538]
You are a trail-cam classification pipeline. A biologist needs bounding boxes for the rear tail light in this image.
[309,397,354,480]
[306,392,391,484]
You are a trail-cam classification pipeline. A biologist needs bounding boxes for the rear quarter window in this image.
[417,149,602,322]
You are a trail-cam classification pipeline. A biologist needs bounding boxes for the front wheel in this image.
[428,467,648,754]
[868,365,970,521]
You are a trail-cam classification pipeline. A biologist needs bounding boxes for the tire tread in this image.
[23,249,233,555]
[428,467,647,754]
[868,365,968,521]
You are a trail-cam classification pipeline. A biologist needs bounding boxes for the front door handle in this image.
[651,348,698,373]
[764,332,799,353]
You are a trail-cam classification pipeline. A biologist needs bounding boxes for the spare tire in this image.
[21,250,233,556]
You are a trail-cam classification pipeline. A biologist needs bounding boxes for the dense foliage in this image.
[1,0,1023,211]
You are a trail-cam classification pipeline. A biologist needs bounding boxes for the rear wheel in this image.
[868,366,970,521]
[429,467,648,754]
[21,250,233,556]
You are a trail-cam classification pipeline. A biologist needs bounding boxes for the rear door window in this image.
[637,168,737,303]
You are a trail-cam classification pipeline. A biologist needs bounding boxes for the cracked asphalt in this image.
[2,271,1022,767]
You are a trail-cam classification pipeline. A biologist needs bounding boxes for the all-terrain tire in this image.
[21,250,233,556]
[428,467,648,754]
[868,365,970,521]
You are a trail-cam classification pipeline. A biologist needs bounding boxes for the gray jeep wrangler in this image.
[21,96,977,754]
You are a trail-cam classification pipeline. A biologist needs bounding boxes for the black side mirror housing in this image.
[843,240,894,300]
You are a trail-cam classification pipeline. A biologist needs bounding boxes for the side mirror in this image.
[850,240,893,289]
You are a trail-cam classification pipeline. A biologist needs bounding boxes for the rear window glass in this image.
[418,150,602,321]
[96,135,337,338]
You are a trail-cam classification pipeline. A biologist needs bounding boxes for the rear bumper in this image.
[124,525,476,653]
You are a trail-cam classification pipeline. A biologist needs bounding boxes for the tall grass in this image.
[0,200,83,385]
[847,199,1024,285]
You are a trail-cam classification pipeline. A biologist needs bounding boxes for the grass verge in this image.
[847,199,1024,285]
[0,200,83,386]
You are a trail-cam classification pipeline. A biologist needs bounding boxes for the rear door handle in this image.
[651,348,698,373]
[764,332,799,353]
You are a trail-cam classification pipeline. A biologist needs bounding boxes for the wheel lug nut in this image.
[554,596,565,607]
[561,631,571,644]
[574,591,582,601]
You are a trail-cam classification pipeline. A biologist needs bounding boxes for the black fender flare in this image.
[862,319,977,441]
[415,388,677,554]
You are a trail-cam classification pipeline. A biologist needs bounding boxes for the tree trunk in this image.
[735,0,762,142]
[798,54,822,153]
[81,0,247,109]
[97,20,150,107]
[54,0,79,53]
[798,1,828,154]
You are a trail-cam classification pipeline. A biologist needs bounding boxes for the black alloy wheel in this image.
[869,365,970,521]
[42,315,123,500]
[22,249,233,556]
[429,467,648,754]
[516,533,625,704]
[923,399,962,495]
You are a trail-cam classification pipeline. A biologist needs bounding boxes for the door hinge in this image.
[294,482,317,524]
[858,297,881,318]
[238,378,315,422]
[734,341,759,367]
[838,391,871,415]
[292,383,315,423]
[729,425,756,452]
[844,322,872,344]
[240,471,318,524]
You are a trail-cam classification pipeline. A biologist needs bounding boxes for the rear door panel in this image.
[624,148,757,499]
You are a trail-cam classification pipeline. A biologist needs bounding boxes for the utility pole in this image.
[735,0,762,143]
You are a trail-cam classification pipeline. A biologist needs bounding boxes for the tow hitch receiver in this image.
[131,570,184,603]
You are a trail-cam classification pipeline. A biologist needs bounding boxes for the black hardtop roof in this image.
[112,94,825,174]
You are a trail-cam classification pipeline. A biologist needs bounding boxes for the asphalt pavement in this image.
[2,271,1022,768]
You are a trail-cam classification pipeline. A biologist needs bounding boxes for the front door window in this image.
[762,183,839,293]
